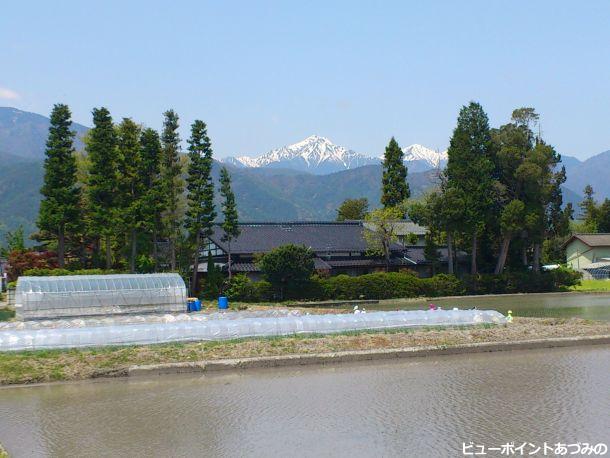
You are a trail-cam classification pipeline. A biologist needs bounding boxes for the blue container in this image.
[187,298,200,312]
[218,296,229,310]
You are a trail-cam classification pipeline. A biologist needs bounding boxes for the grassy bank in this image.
[572,279,610,292]
[1,317,608,385]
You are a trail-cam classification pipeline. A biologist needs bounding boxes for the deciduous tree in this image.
[336,198,369,221]
[363,206,404,270]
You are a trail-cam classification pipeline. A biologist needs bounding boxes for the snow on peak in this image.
[222,135,378,174]
[222,137,447,174]
[402,144,448,168]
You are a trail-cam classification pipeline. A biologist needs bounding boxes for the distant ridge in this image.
[222,135,448,174]
[0,107,89,159]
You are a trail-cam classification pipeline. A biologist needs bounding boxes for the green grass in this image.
[571,279,610,292]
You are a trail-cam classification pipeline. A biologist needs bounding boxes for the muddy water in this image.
[382,292,610,321]
[0,346,609,457]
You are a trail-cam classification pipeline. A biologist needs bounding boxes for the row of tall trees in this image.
[338,103,574,276]
[409,103,572,274]
[37,104,239,293]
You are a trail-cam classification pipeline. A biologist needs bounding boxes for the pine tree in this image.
[185,120,216,295]
[116,118,144,273]
[160,109,184,271]
[220,167,240,280]
[445,102,494,274]
[381,137,410,208]
[579,185,598,231]
[139,128,163,270]
[38,104,81,267]
[86,107,118,269]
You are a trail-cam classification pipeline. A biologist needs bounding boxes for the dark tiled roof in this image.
[402,246,468,264]
[231,257,332,273]
[326,258,414,267]
[209,221,405,255]
[362,220,426,236]
[565,234,610,248]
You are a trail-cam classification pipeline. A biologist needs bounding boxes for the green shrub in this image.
[321,271,423,300]
[22,268,120,277]
[214,269,581,303]
[225,274,274,302]
[462,268,581,295]
[549,267,582,290]
[420,274,465,297]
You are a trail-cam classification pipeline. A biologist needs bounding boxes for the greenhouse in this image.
[0,309,507,351]
[15,273,187,320]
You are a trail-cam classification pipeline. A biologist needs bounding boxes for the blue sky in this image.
[1,0,609,160]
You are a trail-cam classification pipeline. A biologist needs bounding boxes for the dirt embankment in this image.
[1,317,609,386]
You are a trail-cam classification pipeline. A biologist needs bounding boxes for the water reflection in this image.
[0,346,608,457]
[381,292,610,320]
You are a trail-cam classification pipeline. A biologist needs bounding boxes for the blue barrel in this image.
[218,296,229,310]
[194,299,202,311]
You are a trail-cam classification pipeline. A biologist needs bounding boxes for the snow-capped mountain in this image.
[223,135,378,174]
[400,144,448,173]
[222,136,447,175]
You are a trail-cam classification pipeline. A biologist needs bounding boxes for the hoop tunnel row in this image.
[0,310,507,351]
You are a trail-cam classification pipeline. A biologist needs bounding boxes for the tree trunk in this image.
[227,241,233,281]
[384,240,390,272]
[170,236,176,271]
[129,228,137,273]
[533,243,541,273]
[58,225,65,268]
[470,232,478,275]
[521,244,528,266]
[152,229,158,272]
[80,239,87,268]
[191,231,200,296]
[446,232,454,275]
[494,236,511,274]
[105,235,112,269]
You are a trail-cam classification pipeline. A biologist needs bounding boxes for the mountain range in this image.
[0,106,607,244]
[222,135,448,174]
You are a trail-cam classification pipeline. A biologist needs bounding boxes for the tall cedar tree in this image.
[220,167,240,280]
[139,128,164,270]
[38,104,81,267]
[116,118,144,272]
[86,107,118,269]
[161,110,184,271]
[445,102,494,274]
[185,120,216,294]
[490,117,533,273]
[381,137,410,208]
